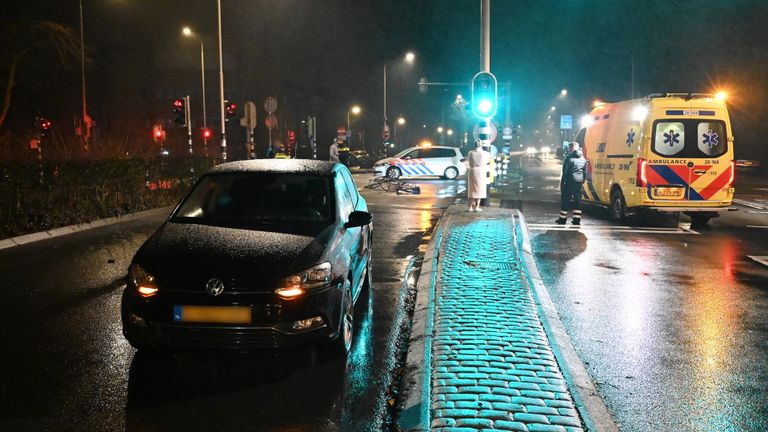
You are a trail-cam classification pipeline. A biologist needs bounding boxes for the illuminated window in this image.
[654,122,685,156]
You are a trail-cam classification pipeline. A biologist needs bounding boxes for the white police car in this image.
[373,145,467,180]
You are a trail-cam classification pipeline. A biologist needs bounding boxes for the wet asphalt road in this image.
[0,173,462,431]
[507,156,768,431]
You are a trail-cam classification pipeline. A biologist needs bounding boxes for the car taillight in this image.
[728,160,735,187]
[636,158,648,187]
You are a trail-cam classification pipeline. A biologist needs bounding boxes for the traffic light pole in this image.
[480,0,491,206]
[216,0,227,162]
[185,95,193,155]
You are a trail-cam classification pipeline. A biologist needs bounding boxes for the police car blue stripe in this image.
[421,163,434,174]
[398,164,413,175]
[411,163,428,175]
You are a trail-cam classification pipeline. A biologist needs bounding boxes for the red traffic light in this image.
[202,128,212,139]
[39,118,51,130]
[173,99,184,110]
[225,102,237,117]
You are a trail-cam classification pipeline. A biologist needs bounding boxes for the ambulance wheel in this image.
[689,213,714,227]
[386,167,401,179]
[444,166,459,180]
[609,189,627,222]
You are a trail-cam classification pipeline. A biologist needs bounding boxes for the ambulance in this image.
[575,93,735,225]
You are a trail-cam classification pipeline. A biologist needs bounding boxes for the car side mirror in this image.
[344,211,372,229]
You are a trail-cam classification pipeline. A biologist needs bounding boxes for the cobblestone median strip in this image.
[431,208,584,432]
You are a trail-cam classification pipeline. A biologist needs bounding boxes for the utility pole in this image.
[481,0,490,72]
[78,0,89,151]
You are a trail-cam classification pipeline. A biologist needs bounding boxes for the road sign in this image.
[337,126,346,137]
[265,114,278,129]
[473,122,498,143]
[502,126,513,140]
[560,115,573,130]
[241,101,257,129]
[264,97,278,114]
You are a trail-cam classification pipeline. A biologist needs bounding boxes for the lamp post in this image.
[216,0,227,161]
[394,116,405,149]
[383,52,415,138]
[347,105,361,147]
[78,0,90,151]
[182,27,208,150]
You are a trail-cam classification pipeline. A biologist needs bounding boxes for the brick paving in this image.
[430,208,583,432]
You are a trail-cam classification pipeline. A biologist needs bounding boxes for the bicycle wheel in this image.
[384,180,400,192]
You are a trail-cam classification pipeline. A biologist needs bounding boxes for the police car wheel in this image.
[609,190,626,221]
[386,167,401,179]
[444,166,459,180]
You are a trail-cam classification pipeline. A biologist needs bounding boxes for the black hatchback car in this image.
[121,160,372,356]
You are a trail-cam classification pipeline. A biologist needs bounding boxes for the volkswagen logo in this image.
[205,278,225,296]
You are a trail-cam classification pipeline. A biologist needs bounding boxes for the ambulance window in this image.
[653,122,685,156]
[697,122,726,157]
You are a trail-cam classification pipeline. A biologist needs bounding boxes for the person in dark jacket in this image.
[557,142,588,225]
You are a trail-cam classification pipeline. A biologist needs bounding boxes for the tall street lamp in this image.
[216,0,227,161]
[347,105,361,147]
[182,27,207,149]
[383,51,415,138]
[78,0,91,151]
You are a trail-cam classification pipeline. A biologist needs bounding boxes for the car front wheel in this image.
[329,281,354,357]
[386,166,401,179]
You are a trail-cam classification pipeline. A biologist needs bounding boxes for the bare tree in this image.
[0,21,81,128]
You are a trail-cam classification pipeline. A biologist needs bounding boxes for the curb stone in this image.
[0,206,173,251]
[397,217,446,431]
[513,209,619,432]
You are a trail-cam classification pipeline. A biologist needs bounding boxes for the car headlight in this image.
[129,263,159,298]
[276,262,332,300]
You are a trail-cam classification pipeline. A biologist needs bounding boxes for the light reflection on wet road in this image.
[516,156,768,431]
[0,173,462,431]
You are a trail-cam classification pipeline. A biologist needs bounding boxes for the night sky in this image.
[4,0,768,159]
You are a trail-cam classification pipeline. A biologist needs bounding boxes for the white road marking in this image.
[747,210,768,214]
[747,256,768,267]
[526,223,699,235]
[746,225,768,229]
[733,199,768,210]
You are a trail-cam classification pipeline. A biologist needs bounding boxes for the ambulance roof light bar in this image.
[646,92,717,101]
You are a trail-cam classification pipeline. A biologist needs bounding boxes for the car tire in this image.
[444,166,459,180]
[386,166,401,179]
[329,280,354,357]
[609,189,626,222]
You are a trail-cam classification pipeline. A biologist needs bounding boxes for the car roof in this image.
[207,159,339,177]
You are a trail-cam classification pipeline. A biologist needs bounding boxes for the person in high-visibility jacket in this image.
[556,142,588,225]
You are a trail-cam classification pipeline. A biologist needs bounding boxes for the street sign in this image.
[502,126,513,140]
[265,114,278,129]
[473,122,498,143]
[241,101,257,129]
[560,115,573,130]
[337,126,346,137]
[264,97,278,114]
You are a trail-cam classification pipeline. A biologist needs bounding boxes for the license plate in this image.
[173,305,252,324]
[652,187,684,199]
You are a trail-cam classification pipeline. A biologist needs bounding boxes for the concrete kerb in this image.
[513,209,619,432]
[397,214,446,432]
[0,206,174,251]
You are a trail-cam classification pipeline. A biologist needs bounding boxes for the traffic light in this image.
[37,117,51,133]
[225,101,237,120]
[202,128,212,140]
[172,98,186,125]
[471,71,498,119]
[152,124,165,143]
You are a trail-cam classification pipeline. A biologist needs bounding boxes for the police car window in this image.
[433,148,455,158]
[654,122,685,156]
[419,148,435,158]
[404,149,420,159]
[697,122,726,157]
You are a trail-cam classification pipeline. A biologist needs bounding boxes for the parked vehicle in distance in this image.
[349,150,374,168]
[121,160,373,356]
[373,145,467,180]
[576,92,735,225]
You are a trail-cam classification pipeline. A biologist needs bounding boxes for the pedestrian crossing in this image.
[733,198,768,213]
[526,223,699,235]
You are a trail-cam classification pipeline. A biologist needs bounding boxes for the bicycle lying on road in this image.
[365,177,420,195]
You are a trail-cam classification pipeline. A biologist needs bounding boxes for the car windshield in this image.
[392,148,413,158]
[172,173,333,228]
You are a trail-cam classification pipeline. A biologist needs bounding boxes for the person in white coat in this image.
[466,140,490,212]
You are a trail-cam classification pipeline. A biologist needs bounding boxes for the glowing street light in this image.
[446,129,454,136]
[550,106,556,111]
[384,52,416,132]
[437,126,444,133]
[182,26,208,149]
[560,89,568,97]
[397,116,406,125]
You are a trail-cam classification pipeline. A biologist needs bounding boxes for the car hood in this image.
[135,222,334,292]
[375,157,396,165]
